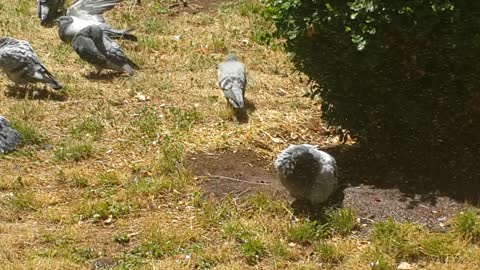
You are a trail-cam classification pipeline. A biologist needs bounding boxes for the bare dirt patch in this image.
[187,148,468,232]
[343,185,467,232]
[186,150,290,200]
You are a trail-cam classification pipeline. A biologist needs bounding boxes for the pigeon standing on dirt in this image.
[38,0,65,25]
[218,52,247,109]
[56,0,137,43]
[274,144,338,205]
[70,24,138,76]
[0,116,22,154]
[0,37,63,90]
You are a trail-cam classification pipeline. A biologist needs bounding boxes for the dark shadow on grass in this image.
[323,143,480,206]
[40,21,57,28]
[5,85,67,101]
[84,72,128,81]
[290,185,346,220]
[234,98,256,124]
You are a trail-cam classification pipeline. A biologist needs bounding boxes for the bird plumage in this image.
[274,144,338,205]
[38,0,65,25]
[71,25,137,76]
[57,0,137,43]
[218,52,247,109]
[0,37,63,90]
[0,116,22,154]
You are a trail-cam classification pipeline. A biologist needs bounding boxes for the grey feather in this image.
[0,116,22,154]
[72,25,137,76]
[57,0,137,43]
[218,52,246,109]
[0,37,63,90]
[38,0,65,25]
[67,0,118,23]
[274,144,338,204]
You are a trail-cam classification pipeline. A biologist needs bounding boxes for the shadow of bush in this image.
[264,0,480,200]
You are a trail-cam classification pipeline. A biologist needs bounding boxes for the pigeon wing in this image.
[72,33,108,67]
[67,0,118,23]
[103,36,138,73]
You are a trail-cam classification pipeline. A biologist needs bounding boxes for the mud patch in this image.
[186,150,289,200]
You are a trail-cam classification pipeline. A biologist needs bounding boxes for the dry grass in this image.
[0,0,479,269]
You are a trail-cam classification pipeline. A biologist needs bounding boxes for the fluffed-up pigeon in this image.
[274,144,338,205]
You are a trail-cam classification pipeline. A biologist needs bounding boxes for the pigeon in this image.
[0,37,63,90]
[56,0,137,43]
[71,25,138,76]
[218,52,247,109]
[38,0,65,25]
[274,144,338,205]
[0,116,22,154]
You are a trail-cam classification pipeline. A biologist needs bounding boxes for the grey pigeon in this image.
[71,25,138,76]
[0,37,63,90]
[0,116,22,154]
[218,52,247,109]
[56,0,137,43]
[274,144,338,205]
[38,0,65,25]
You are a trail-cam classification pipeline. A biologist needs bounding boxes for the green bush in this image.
[264,0,480,183]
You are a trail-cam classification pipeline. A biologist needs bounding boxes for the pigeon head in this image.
[229,92,244,109]
[225,52,238,61]
[55,16,73,27]
[56,16,74,42]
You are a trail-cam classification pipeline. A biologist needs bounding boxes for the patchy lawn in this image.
[0,0,479,269]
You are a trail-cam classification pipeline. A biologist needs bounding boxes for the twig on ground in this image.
[199,174,270,185]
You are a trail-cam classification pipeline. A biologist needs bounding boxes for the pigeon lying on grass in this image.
[274,144,338,205]
[0,37,63,90]
[71,24,138,76]
[38,0,65,25]
[0,116,22,154]
[218,52,247,110]
[57,0,137,43]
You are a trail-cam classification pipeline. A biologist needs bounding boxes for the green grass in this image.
[70,117,104,141]
[11,120,48,146]
[54,141,94,162]
[288,220,327,244]
[454,210,480,242]
[326,208,358,236]
[10,190,41,211]
[78,199,132,222]
[371,219,421,259]
[241,236,266,265]
[113,233,131,245]
[315,241,344,263]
